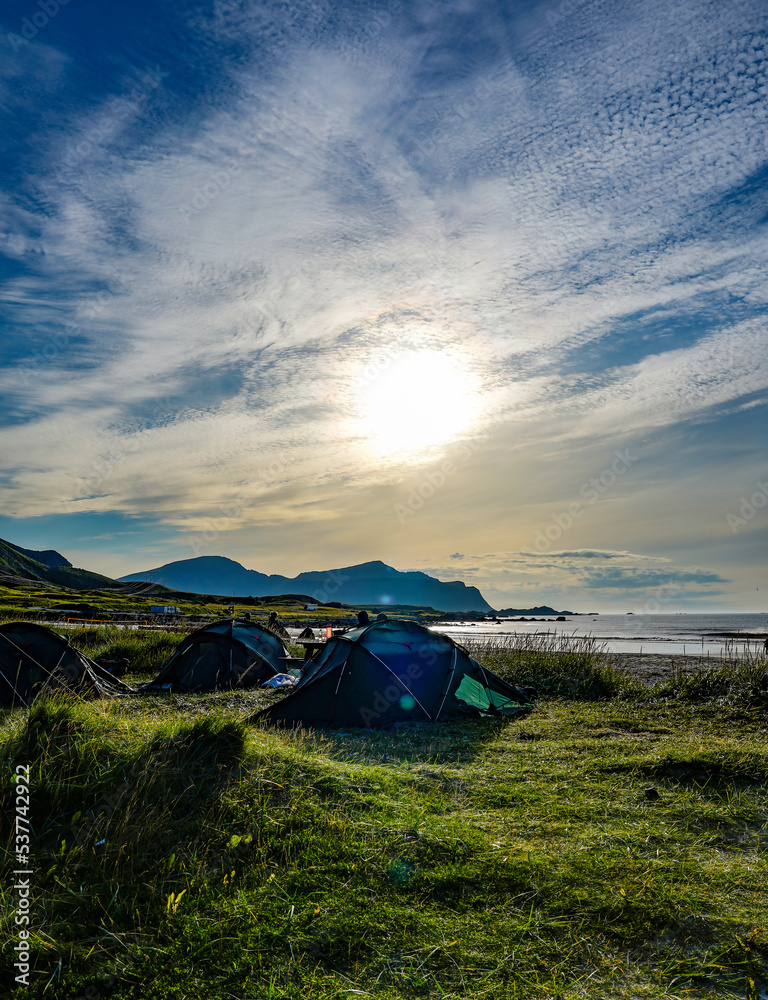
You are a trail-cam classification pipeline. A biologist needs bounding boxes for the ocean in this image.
[432,613,768,656]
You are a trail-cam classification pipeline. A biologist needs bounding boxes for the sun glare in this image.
[357,349,479,456]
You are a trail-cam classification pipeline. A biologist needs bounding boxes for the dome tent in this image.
[0,621,135,708]
[140,618,287,693]
[252,618,532,728]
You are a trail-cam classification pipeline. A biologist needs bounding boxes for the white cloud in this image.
[0,0,766,612]
[418,548,729,611]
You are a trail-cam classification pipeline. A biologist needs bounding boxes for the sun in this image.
[357,349,480,456]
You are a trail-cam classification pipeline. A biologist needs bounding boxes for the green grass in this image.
[0,635,766,999]
[0,582,444,628]
[465,635,632,700]
[468,635,768,708]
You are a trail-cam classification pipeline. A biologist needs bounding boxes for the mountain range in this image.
[120,556,495,612]
[0,539,581,615]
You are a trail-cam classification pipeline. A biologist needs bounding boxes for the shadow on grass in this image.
[0,697,249,849]
[642,757,767,788]
[255,714,524,767]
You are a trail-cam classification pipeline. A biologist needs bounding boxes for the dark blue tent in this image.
[141,618,286,693]
[0,621,135,708]
[253,619,532,728]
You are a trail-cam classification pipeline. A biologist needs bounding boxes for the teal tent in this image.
[0,621,135,708]
[253,619,532,728]
[141,618,287,693]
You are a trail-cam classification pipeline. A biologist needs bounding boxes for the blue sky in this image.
[1,0,766,611]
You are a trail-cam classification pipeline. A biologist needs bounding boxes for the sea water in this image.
[433,613,768,656]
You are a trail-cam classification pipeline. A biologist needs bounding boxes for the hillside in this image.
[0,538,118,591]
[120,556,494,612]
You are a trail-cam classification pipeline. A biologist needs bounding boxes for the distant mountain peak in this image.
[4,540,72,569]
[0,537,116,590]
[186,555,246,566]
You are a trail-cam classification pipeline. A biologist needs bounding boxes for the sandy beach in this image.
[610,651,735,683]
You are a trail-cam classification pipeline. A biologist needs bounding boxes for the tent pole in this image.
[472,660,518,713]
[40,633,90,701]
[0,630,50,675]
[327,661,347,727]
[366,649,433,720]
[0,631,82,701]
[1,629,93,704]
[0,661,29,707]
[0,630,70,705]
[435,648,458,720]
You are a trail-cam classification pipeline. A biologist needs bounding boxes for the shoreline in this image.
[609,651,741,682]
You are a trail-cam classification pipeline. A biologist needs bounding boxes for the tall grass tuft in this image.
[653,644,768,705]
[66,625,184,675]
[466,633,767,707]
[466,633,635,699]
[0,697,256,986]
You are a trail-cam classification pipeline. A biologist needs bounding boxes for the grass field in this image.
[0,630,766,999]
[0,581,445,628]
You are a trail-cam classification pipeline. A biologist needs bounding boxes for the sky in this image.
[0,0,766,613]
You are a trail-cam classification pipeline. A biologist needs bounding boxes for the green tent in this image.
[0,621,135,708]
[253,618,532,728]
[140,618,287,693]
